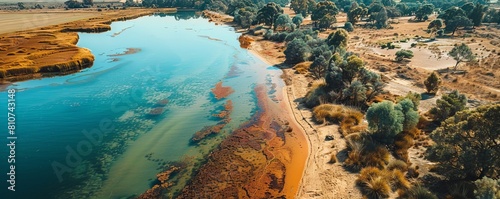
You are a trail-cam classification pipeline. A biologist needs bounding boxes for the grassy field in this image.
[0,12,100,34]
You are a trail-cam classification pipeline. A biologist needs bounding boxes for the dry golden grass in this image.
[386,159,408,172]
[312,103,365,135]
[344,133,390,171]
[293,61,312,74]
[356,167,391,199]
[357,166,412,199]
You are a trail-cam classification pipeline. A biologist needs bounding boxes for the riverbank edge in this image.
[202,10,311,198]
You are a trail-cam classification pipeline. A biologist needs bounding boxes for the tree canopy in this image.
[291,0,310,17]
[311,1,339,30]
[257,2,283,27]
[449,43,475,70]
[415,4,434,21]
[430,90,467,122]
[427,104,500,181]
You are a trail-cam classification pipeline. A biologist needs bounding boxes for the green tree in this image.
[439,7,468,35]
[235,9,256,29]
[395,49,414,62]
[424,72,441,94]
[342,80,367,107]
[341,55,364,83]
[292,14,304,28]
[310,55,328,79]
[427,104,500,180]
[397,91,421,111]
[291,0,309,17]
[311,1,339,30]
[83,0,93,6]
[274,14,292,31]
[396,3,409,16]
[469,3,486,27]
[449,43,475,70]
[64,0,82,8]
[447,15,473,36]
[17,2,25,9]
[368,2,383,14]
[415,4,434,21]
[430,90,467,122]
[366,101,404,144]
[347,3,368,24]
[284,38,311,64]
[428,19,443,37]
[375,7,388,29]
[397,99,419,131]
[257,3,283,28]
[326,29,349,51]
[461,2,474,15]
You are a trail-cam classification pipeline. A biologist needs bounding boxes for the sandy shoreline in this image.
[247,34,362,198]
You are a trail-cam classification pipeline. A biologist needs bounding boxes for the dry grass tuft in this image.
[390,169,411,191]
[357,167,391,199]
[344,133,390,171]
[312,103,365,136]
[293,61,312,74]
[313,104,344,124]
[386,159,408,172]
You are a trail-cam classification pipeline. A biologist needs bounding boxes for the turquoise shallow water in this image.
[0,12,284,198]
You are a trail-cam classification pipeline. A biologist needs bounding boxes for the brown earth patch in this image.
[211,81,235,100]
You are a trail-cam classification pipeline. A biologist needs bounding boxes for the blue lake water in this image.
[0,12,284,198]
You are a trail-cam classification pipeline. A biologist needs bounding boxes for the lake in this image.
[0,12,286,199]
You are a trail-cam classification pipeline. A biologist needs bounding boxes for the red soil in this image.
[211,81,234,100]
[178,85,307,198]
[191,100,233,142]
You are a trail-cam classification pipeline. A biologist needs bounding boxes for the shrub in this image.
[424,72,441,94]
[339,109,365,136]
[397,92,421,111]
[344,133,390,171]
[357,167,391,199]
[391,169,411,191]
[394,133,415,163]
[474,177,500,199]
[366,101,404,144]
[429,90,466,122]
[386,160,408,172]
[395,49,414,62]
[344,22,354,32]
[284,38,311,64]
[312,104,345,124]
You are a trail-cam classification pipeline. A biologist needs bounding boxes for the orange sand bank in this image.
[177,85,307,198]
